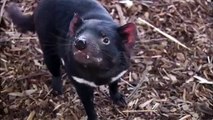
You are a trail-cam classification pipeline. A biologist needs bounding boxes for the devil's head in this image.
[67,13,137,71]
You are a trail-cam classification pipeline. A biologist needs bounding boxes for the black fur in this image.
[6,0,137,119]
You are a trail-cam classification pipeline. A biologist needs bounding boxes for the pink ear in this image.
[118,23,137,50]
[68,13,83,36]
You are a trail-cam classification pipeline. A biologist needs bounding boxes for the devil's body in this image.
[7,0,137,119]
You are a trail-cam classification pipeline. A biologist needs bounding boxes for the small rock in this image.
[132,72,138,80]
[182,104,189,111]
[160,107,170,113]
[176,53,185,61]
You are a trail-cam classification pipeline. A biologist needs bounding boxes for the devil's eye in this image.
[102,37,110,45]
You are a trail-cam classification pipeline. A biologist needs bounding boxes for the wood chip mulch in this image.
[0,0,213,120]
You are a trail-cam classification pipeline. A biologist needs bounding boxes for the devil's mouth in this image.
[72,50,129,79]
[73,50,103,65]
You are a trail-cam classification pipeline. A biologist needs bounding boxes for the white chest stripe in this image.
[72,76,98,87]
[71,70,128,87]
[111,70,128,83]
[61,58,65,66]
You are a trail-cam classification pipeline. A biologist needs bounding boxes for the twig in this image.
[17,72,48,81]
[139,38,167,43]
[115,4,126,25]
[26,111,35,120]
[0,0,7,24]
[121,78,134,87]
[194,75,213,84]
[179,114,191,120]
[137,18,191,50]
[122,109,157,113]
[126,66,148,103]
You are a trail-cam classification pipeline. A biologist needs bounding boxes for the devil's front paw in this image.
[87,117,98,120]
[51,77,63,95]
[110,92,127,107]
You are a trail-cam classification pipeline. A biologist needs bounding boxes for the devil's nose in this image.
[74,39,87,50]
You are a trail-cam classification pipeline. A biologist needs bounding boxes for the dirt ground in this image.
[0,0,213,120]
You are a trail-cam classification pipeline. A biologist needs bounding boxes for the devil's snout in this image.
[74,38,87,50]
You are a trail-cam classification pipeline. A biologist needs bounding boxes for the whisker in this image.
[101,50,114,58]
[37,32,74,47]
[41,43,72,47]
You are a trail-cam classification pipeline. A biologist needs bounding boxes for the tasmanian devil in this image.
[6,0,137,119]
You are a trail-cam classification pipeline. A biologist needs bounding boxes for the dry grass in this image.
[0,0,213,119]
